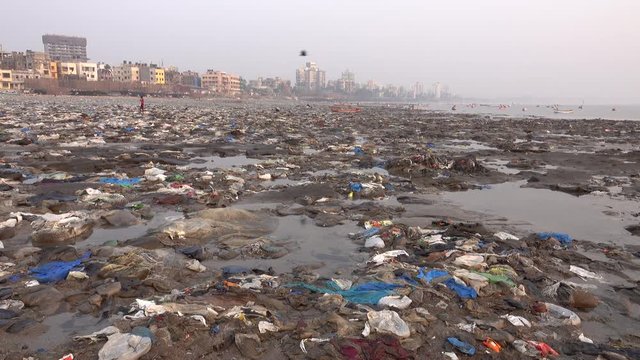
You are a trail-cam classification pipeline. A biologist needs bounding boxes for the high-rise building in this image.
[433,82,442,99]
[42,34,87,62]
[201,70,240,95]
[295,62,326,93]
[337,69,356,93]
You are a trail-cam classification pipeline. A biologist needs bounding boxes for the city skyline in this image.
[1,0,639,103]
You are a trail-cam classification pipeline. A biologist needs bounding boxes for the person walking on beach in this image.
[139,95,145,112]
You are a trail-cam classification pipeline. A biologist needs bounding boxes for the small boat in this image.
[522,107,527,112]
[552,105,573,114]
[451,105,457,111]
[330,104,361,113]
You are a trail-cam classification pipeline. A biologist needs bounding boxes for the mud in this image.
[0,95,639,359]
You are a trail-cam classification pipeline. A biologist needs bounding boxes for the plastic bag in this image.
[30,251,91,283]
[364,235,385,248]
[366,310,410,337]
[98,332,152,360]
[537,232,572,246]
[447,337,476,355]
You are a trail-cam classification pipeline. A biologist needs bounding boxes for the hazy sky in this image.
[2,0,639,102]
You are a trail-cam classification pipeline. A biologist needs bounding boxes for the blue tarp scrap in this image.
[30,251,91,283]
[99,177,143,186]
[417,268,478,299]
[354,146,365,156]
[285,281,403,305]
[447,337,476,356]
[537,232,572,246]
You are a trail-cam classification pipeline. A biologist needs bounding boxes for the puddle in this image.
[78,211,184,247]
[204,215,361,276]
[442,181,638,245]
[349,167,389,176]
[261,178,302,188]
[480,159,521,175]
[17,312,104,352]
[188,155,261,170]
[439,139,498,151]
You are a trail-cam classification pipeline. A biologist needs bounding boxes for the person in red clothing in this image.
[139,95,145,112]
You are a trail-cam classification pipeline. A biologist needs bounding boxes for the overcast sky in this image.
[2,0,639,103]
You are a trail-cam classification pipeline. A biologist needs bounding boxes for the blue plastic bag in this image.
[99,177,142,186]
[30,251,91,283]
[447,337,476,355]
[354,146,365,156]
[537,232,572,246]
[443,278,478,299]
[349,182,363,192]
[417,268,449,283]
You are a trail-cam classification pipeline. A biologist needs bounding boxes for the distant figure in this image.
[451,105,457,111]
[612,107,616,111]
[299,50,307,56]
[522,107,527,112]
[139,95,144,112]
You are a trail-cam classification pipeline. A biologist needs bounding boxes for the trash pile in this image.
[0,96,639,359]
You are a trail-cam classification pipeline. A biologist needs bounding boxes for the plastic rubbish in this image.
[537,232,572,246]
[366,309,411,337]
[477,272,516,287]
[528,340,559,357]
[453,269,489,290]
[364,235,385,248]
[300,338,330,354]
[453,254,485,269]
[99,177,142,186]
[378,295,412,309]
[331,278,353,290]
[364,220,393,229]
[350,227,380,240]
[442,352,459,360]
[29,251,91,283]
[369,250,409,265]
[74,326,121,342]
[185,259,206,272]
[579,333,594,344]
[258,321,279,333]
[417,268,449,283]
[349,182,363,192]
[190,315,207,327]
[25,280,40,287]
[544,302,581,326]
[67,271,89,280]
[494,231,519,241]
[144,167,167,182]
[569,265,603,281]
[354,146,365,156]
[443,278,478,299]
[483,338,502,352]
[98,332,152,360]
[501,314,532,327]
[447,337,476,356]
[59,354,74,360]
[286,280,402,304]
[512,339,540,356]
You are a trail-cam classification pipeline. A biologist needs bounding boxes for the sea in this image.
[421,103,640,121]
